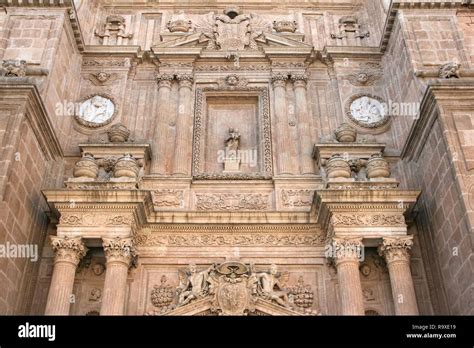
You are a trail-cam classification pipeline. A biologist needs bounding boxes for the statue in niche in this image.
[250,264,290,308]
[177,263,217,306]
[224,128,241,172]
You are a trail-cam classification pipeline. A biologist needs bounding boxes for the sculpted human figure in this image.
[177,263,216,306]
[225,128,241,158]
[252,264,290,307]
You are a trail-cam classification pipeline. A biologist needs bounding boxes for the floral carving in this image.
[195,193,269,211]
[151,190,184,208]
[378,236,414,263]
[136,233,325,247]
[150,275,176,313]
[50,236,88,265]
[59,214,133,226]
[102,237,137,266]
[281,190,314,207]
[288,276,316,314]
[331,214,405,227]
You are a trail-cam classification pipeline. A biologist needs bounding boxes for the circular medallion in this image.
[346,94,389,130]
[75,94,117,128]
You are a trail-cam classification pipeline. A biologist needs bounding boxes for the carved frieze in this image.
[151,190,184,208]
[59,213,134,226]
[330,214,405,227]
[195,193,269,211]
[136,233,325,247]
[281,190,314,207]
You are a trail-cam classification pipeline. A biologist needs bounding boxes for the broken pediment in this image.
[151,8,312,55]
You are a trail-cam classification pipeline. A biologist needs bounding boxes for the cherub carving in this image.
[177,263,217,306]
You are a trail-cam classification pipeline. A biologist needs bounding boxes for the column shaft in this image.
[100,237,136,316]
[173,75,193,176]
[272,74,293,174]
[151,74,174,174]
[45,236,87,315]
[292,75,314,175]
[379,236,419,315]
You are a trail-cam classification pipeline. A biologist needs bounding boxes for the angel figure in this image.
[177,263,216,306]
[250,264,290,307]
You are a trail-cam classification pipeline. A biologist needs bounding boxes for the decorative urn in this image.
[107,123,130,143]
[326,154,351,179]
[334,123,357,143]
[367,153,391,179]
[73,153,99,179]
[113,154,140,179]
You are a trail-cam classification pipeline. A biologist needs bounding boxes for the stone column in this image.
[151,73,174,174]
[291,73,314,175]
[100,237,136,315]
[173,74,194,176]
[378,236,419,315]
[45,236,87,315]
[271,73,293,174]
[329,237,365,315]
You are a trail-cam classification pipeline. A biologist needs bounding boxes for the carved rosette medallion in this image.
[378,236,414,264]
[102,237,137,266]
[50,236,88,265]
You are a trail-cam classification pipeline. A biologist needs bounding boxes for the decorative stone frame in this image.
[74,93,118,129]
[344,93,391,134]
[192,87,273,180]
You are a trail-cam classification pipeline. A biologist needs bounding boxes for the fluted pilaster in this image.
[271,73,293,174]
[45,236,87,315]
[291,73,314,175]
[151,73,175,174]
[173,74,194,176]
[328,237,365,315]
[100,237,137,315]
[378,236,419,315]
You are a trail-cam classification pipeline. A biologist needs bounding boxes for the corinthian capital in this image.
[50,236,88,266]
[291,73,309,88]
[378,236,414,264]
[103,237,137,267]
[271,73,289,88]
[156,73,174,88]
[176,73,194,88]
[326,237,364,265]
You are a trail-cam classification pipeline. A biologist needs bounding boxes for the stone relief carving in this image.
[346,94,389,129]
[89,288,102,302]
[75,94,117,128]
[194,7,271,51]
[1,59,49,77]
[194,64,269,72]
[362,287,376,301]
[195,193,269,211]
[102,237,138,267]
[288,276,317,315]
[85,72,120,86]
[135,233,325,247]
[217,74,248,89]
[193,173,272,180]
[281,190,314,207]
[439,61,461,79]
[83,58,131,67]
[92,263,105,276]
[95,15,133,45]
[167,19,192,33]
[331,214,405,227]
[150,275,176,313]
[378,236,414,263]
[331,16,369,43]
[1,59,26,77]
[346,62,382,86]
[151,190,184,208]
[193,87,273,179]
[143,262,319,316]
[50,236,88,265]
[59,213,134,226]
[273,20,297,33]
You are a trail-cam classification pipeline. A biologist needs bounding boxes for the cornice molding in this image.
[401,79,474,161]
[0,81,62,160]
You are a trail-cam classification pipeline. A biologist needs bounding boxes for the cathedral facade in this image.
[0,0,473,316]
